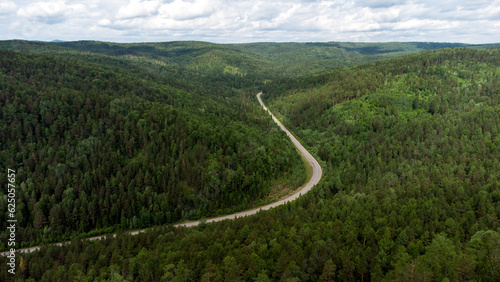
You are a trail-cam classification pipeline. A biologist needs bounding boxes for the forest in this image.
[0,41,499,280]
[0,40,472,249]
[0,49,306,248]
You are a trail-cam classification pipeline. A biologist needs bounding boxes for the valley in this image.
[0,41,499,280]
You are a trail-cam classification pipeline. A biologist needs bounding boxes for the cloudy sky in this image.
[1,0,499,43]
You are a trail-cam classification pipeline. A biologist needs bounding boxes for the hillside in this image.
[1,46,498,280]
[263,47,500,280]
[0,40,480,81]
[0,49,306,249]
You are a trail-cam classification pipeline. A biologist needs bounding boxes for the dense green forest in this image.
[1,42,499,280]
[0,40,474,249]
[1,40,481,81]
[0,49,306,249]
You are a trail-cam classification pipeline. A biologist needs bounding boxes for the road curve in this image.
[0,92,322,256]
[174,92,323,227]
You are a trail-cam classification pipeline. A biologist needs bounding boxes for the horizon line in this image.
[2,38,499,46]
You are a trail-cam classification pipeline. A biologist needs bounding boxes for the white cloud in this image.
[0,0,498,43]
[392,19,459,31]
[116,0,160,19]
[355,0,404,9]
[16,1,85,24]
[0,1,17,15]
[157,0,216,21]
[97,18,111,26]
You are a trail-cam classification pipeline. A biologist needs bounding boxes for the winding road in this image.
[0,92,322,256]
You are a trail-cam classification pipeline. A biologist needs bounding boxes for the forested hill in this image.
[0,40,485,79]
[0,49,307,249]
[263,47,500,279]
[1,46,498,280]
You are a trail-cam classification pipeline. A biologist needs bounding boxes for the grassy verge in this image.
[298,146,313,183]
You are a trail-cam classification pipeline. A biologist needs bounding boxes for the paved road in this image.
[0,92,322,255]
